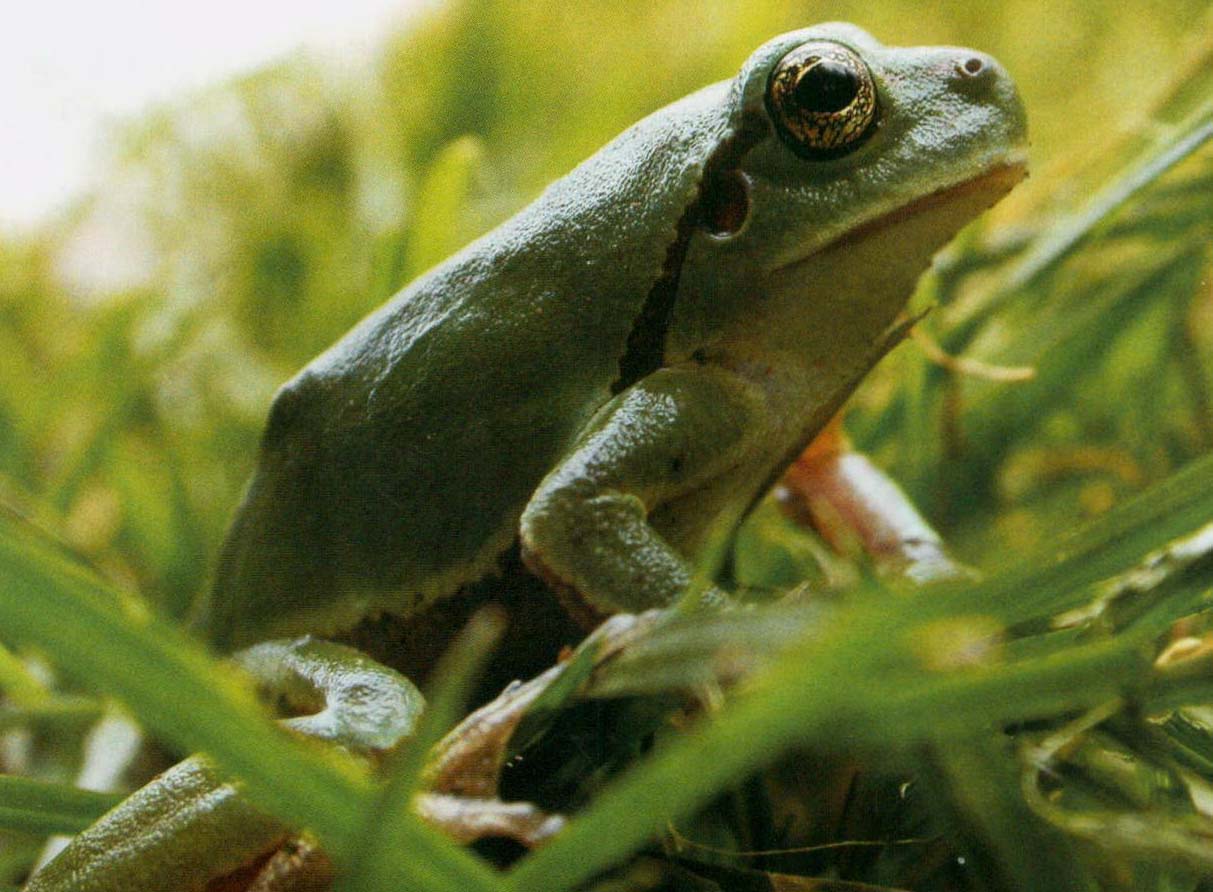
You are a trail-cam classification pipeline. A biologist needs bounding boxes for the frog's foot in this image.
[428,613,651,789]
[233,833,334,892]
[416,794,565,847]
[232,637,570,853]
[412,667,572,850]
[415,613,655,848]
[776,417,975,584]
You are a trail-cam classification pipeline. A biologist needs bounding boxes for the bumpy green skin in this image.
[25,756,287,892]
[204,23,1026,649]
[31,25,1028,891]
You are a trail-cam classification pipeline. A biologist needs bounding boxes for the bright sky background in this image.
[2,0,425,231]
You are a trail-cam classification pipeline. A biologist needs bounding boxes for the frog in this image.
[26,22,1027,892]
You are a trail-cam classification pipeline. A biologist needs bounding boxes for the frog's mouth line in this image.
[782,158,1029,266]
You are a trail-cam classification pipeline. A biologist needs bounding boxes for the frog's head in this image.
[666,23,1028,379]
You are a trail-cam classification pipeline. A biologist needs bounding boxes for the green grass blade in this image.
[0,511,501,892]
[915,737,1097,892]
[1000,108,1213,294]
[509,448,1213,891]
[952,247,1205,480]
[940,70,1213,340]
[0,698,102,732]
[0,775,122,836]
[345,609,507,892]
[503,601,1153,892]
[932,449,1213,626]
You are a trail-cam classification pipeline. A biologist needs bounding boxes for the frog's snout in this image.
[950,49,1020,101]
[944,49,1013,97]
[937,47,1029,153]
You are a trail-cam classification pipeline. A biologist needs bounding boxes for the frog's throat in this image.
[775,158,1029,275]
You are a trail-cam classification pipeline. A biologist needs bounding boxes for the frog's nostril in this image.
[957,56,987,78]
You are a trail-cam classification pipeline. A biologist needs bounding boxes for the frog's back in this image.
[205,83,733,649]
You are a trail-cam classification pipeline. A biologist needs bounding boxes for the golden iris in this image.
[766,42,879,158]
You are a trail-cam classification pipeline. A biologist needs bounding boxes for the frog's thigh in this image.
[777,418,969,583]
[520,364,768,615]
[24,755,287,892]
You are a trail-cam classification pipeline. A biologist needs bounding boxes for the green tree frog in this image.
[27,22,1027,892]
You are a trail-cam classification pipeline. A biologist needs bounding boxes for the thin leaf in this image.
[0,511,500,892]
[0,775,121,836]
[345,608,506,892]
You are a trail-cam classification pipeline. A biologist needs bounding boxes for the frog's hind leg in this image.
[24,640,417,892]
[24,638,570,892]
[776,416,972,584]
[23,754,296,892]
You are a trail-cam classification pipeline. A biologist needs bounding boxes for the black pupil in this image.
[793,59,859,114]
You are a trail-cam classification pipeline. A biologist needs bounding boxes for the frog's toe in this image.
[415,793,566,849]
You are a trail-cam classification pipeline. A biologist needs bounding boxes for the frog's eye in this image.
[766,42,879,159]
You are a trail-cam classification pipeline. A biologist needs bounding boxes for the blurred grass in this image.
[0,777,121,837]
[0,0,1212,889]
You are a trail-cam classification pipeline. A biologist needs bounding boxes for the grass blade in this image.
[0,775,121,836]
[0,511,501,892]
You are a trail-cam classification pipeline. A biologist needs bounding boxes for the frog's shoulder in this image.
[205,82,741,649]
[326,80,740,387]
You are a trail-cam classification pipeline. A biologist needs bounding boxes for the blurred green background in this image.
[0,0,1210,623]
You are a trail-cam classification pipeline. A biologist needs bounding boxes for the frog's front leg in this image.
[520,363,770,618]
[776,416,971,583]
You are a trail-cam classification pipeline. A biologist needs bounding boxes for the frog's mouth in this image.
[810,158,1029,260]
[756,156,1028,352]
